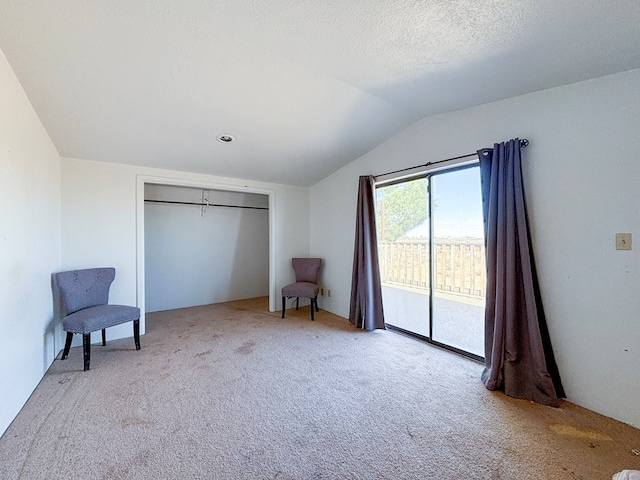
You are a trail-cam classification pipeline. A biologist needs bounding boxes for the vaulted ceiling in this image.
[1,1,639,186]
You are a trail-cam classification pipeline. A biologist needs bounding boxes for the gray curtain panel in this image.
[478,139,565,407]
[349,175,385,330]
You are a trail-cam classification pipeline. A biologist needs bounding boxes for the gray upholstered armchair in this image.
[281,258,322,320]
[54,267,140,371]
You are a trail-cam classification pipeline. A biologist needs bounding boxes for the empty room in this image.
[1,2,639,479]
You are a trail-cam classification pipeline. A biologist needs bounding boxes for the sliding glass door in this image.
[376,166,485,360]
[430,168,485,357]
[376,177,431,337]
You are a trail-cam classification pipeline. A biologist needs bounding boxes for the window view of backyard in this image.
[376,167,485,358]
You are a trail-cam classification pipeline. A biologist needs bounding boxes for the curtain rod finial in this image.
[520,139,529,148]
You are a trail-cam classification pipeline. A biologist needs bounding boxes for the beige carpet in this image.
[1,297,639,479]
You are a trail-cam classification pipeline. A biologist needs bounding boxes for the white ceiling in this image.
[1,1,639,187]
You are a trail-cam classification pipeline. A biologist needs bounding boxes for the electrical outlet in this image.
[320,288,324,296]
[616,233,632,250]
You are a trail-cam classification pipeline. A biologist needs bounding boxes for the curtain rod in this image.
[144,199,268,210]
[374,138,529,179]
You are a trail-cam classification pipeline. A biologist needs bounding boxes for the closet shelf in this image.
[144,199,268,210]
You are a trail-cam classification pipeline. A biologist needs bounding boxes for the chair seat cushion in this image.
[281,282,319,298]
[63,304,140,334]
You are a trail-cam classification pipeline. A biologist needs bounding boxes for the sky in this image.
[404,166,484,238]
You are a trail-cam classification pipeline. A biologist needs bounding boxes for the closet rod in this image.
[374,138,529,179]
[144,199,268,210]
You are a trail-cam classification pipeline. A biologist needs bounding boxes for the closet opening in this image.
[135,177,276,328]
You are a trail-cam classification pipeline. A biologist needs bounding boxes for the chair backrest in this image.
[292,258,322,284]
[54,268,116,316]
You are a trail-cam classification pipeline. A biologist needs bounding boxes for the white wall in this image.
[61,157,310,340]
[0,48,61,436]
[310,68,640,427]
[144,185,269,312]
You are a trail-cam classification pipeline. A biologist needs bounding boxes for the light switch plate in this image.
[616,233,632,250]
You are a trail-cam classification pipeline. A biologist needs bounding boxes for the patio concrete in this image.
[381,284,484,357]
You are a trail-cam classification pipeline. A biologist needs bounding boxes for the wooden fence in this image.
[378,238,486,299]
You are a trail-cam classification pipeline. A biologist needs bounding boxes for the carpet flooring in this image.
[1,297,639,479]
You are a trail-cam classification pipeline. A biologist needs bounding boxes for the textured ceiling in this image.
[1,1,639,186]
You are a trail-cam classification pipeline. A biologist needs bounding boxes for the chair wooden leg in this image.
[281,296,286,318]
[310,298,315,321]
[61,332,73,360]
[133,319,141,350]
[295,297,299,310]
[101,329,106,346]
[315,295,319,312]
[82,333,91,371]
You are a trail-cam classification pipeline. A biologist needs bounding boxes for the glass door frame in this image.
[376,162,485,363]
